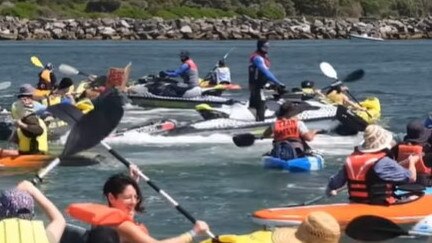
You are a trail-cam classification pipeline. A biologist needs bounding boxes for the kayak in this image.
[262,154,324,172]
[252,195,432,227]
[349,33,384,41]
[198,79,241,91]
[127,84,234,109]
[0,155,52,169]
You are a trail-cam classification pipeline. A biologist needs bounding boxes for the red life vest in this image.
[249,52,271,68]
[345,151,396,204]
[185,59,197,71]
[273,118,300,142]
[67,203,149,234]
[248,52,271,90]
[397,144,430,174]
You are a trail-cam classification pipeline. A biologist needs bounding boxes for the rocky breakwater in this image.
[0,15,431,40]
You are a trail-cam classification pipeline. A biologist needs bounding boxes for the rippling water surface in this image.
[0,40,431,242]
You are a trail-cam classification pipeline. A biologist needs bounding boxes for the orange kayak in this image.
[252,195,432,227]
[0,155,53,169]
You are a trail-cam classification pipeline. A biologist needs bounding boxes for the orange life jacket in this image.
[397,143,430,174]
[66,203,149,234]
[273,118,300,142]
[345,151,396,204]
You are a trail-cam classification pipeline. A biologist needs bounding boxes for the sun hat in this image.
[0,189,34,220]
[17,84,35,98]
[358,125,394,153]
[404,119,432,144]
[277,101,319,118]
[272,211,340,243]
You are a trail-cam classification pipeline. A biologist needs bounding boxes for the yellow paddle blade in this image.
[31,56,43,68]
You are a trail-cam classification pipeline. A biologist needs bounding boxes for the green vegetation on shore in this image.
[0,0,431,20]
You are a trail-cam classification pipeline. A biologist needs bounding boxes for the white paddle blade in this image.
[320,62,338,80]
[59,64,80,76]
[0,81,11,90]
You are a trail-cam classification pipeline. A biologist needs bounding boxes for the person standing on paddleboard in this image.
[160,50,202,98]
[248,39,286,121]
[326,125,420,205]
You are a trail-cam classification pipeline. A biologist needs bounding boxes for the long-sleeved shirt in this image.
[251,55,283,87]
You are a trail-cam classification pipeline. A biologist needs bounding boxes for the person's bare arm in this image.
[17,180,66,243]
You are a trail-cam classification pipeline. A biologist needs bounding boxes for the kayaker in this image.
[249,39,286,121]
[210,59,231,85]
[160,50,202,98]
[0,180,66,243]
[324,84,366,111]
[37,62,57,91]
[11,84,46,120]
[14,113,48,155]
[41,77,75,107]
[201,211,340,243]
[262,101,318,160]
[393,120,432,186]
[326,124,420,205]
[68,165,210,243]
[300,80,315,95]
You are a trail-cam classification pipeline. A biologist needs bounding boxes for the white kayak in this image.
[349,34,384,41]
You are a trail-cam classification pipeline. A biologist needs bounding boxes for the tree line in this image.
[0,0,431,19]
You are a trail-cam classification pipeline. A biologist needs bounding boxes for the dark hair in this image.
[103,173,144,212]
[218,59,225,67]
[86,226,120,243]
[256,39,269,51]
[326,85,342,95]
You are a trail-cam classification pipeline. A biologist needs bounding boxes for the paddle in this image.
[282,187,347,207]
[46,96,217,240]
[203,47,235,80]
[0,81,11,90]
[32,89,124,185]
[31,56,44,68]
[59,64,90,77]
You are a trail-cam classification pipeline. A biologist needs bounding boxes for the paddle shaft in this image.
[204,47,235,79]
[344,89,373,118]
[32,158,61,185]
[100,141,216,239]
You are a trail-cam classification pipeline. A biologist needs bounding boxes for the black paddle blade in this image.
[342,69,365,83]
[46,103,83,126]
[61,89,124,157]
[345,215,407,241]
[233,133,256,147]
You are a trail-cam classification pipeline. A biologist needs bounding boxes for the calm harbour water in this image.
[0,39,431,242]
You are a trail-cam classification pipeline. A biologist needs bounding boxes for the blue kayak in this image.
[262,155,324,172]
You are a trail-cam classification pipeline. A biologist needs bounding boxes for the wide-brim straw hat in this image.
[272,211,341,243]
[358,125,393,153]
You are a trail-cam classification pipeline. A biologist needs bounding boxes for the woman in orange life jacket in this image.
[326,125,420,205]
[262,101,319,160]
[100,165,210,243]
[393,119,432,186]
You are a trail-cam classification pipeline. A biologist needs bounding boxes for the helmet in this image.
[301,80,314,89]
[45,63,53,70]
[257,39,269,53]
[179,50,190,60]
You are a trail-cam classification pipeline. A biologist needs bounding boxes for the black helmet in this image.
[179,50,190,59]
[257,39,269,52]
[301,80,314,89]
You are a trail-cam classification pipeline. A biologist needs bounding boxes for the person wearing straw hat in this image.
[0,180,66,243]
[262,101,319,160]
[326,124,420,205]
[200,211,340,243]
[393,119,432,186]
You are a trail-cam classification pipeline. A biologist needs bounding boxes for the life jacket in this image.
[273,118,301,142]
[75,98,94,114]
[41,94,61,106]
[345,151,396,205]
[37,69,53,90]
[397,144,431,174]
[302,88,314,94]
[181,59,199,88]
[17,118,48,155]
[248,52,271,90]
[326,90,345,105]
[67,203,149,234]
[0,218,49,243]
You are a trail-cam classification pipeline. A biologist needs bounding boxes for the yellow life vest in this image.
[74,82,89,98]
[0,218,49,243]
[302,88,315,94]
[326,90,345,105]
[40,70,51,83]
[75,98,94,114]
[41,95,61,106]
[17,118,48,154]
